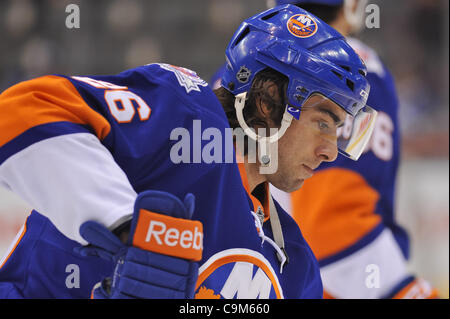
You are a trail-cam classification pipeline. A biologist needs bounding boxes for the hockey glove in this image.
[75,190,203,299]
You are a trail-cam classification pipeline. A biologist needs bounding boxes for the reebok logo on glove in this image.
[132,209,203,261]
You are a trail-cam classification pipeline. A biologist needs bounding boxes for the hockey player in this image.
[0,5,375,299]
[268,0,439,299]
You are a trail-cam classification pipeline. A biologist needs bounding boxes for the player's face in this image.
[267,94,346,192]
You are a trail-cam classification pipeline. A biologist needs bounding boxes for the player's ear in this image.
[254,80,279,127]
[255,95,271,119]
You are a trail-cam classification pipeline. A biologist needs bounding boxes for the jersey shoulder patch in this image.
[150,63,208,94]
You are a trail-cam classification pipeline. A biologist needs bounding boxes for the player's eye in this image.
[318,120,330,131]
[315,118,338,138]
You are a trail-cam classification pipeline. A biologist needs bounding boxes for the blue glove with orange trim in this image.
[75,190,203,299]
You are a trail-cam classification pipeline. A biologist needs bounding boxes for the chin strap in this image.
[234,92,294,169]
[268,193,289,271]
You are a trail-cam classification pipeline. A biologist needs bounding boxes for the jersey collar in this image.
[237,162,270,223]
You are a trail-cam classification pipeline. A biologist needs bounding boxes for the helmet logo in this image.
[287,14,318,38]
[236,66,252,83]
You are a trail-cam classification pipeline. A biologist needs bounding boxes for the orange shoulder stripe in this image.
[291,168,381,260]
[0,75,111,147]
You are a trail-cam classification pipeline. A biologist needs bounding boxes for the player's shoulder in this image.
[0,75,77,103]
[0,63,216,116]
[346,37,398,108]
[66,63,210,99]
[125,64,226,121]
[66,63,227,126]
[140,63,210,93]
[120,63,214,105]
[346,37,388,79]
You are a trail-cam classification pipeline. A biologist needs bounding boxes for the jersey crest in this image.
[195,248,284,299]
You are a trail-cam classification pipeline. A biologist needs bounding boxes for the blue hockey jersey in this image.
[0,63,322,299]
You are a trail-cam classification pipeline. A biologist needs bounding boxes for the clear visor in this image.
[336,105,377,160]
[288,94,377,161]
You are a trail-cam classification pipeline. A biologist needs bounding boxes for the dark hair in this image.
[214,68,288,132]
[297,3,343,24]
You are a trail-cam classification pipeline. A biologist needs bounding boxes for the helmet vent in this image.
[358,69,367,77]
[295,95,305,104]
[234,27,250,47]
[346,79,355,92]
[332,70,343,80]
[261,11,279,21]
[339,65,351,72]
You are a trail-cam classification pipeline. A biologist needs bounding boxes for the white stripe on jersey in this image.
[0,133,136,244]
[320,228,409,299]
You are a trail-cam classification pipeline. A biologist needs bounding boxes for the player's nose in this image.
[315,140,338,163]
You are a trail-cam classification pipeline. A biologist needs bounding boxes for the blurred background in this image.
[0,0,448,298]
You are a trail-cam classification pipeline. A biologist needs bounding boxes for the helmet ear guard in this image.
[234,91,294,174]
[222,4,375,163]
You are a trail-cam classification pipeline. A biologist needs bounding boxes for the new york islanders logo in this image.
[287,14,318,38]
[194,248,284,299]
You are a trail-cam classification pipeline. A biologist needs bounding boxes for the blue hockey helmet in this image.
[221,4,376,161]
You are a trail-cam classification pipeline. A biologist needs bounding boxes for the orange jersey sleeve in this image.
[0,75,111,150]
